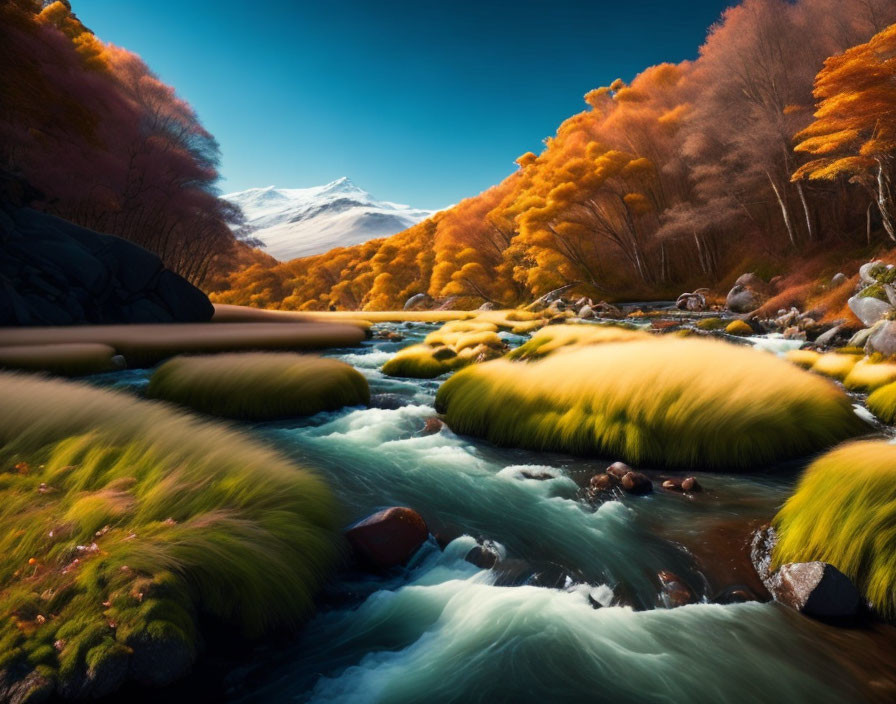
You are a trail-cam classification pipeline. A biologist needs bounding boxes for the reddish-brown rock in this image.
[606,461,632,480]
[345,507,429,569]
[621,471,652,495]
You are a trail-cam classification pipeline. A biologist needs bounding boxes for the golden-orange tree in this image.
[793,23,896,241]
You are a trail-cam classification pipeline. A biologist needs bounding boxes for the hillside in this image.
[211,0,896,316]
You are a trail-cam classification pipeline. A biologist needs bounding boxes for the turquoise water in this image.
[92,323,895,703]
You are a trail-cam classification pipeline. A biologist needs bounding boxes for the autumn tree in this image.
[793,23,896,240]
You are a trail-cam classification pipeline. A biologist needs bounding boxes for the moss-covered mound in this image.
[382,319,510,379]
[810,352,860,381]
[507,323,648,361]
[867,382,896,423]
[0,344,122,377]
[843,358,896,393]
[435,337,865,469]
[785,349,821,370]
[146,353,369,420]
[772,441,896,618]
[724,320,753,336]
[0,372,338,698]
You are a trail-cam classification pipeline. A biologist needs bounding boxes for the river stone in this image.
[657,570,695,608]
[345,507,429,568]
[606,461,632,480]
[813,325,842,347]
[621,471,652,495]
[831,272,848,288]
[466,540,502,569]
[750,525,861,619]
[866,320,896,356]
[726,284,760,313]
[848,294,893,327]
[403,293,433,310]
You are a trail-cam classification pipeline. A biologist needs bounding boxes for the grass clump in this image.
[695,317,728,331]
[725,320,754,336]
[811,352,861,381]
[0,372,339,696]
[383,321,509,379]
[435,337,865,469]
[772,441,896,617]
[843,358,896,393]
[0,344,122,377]
[866,381,896,423]
[507,323,649,361]
[785,349,821,370]
[146,353,369,420]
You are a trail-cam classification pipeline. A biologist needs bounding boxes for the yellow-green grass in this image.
[0,322,365,368]
[435,337,865,469]
[423,329,504,351]
[507,323,649,361]
[0,372,339,695]
[772,441,896,617]
[383,322,509,379]
[811,352,861,381]
[146,353,369,420]
[785,349,821,370]
[843,358,896,393]
[695,317,728,331]
[0,344,121,376]
[725,320,754,336]
[382,344,455,378]
[296,310,478,323]
[867,382,896,424]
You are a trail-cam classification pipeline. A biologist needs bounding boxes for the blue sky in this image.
[74,0,733,209]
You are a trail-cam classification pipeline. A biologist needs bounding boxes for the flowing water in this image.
[92,322,896,703]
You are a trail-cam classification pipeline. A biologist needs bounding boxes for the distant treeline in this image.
[0,0,245,286]
[212,0,896,310]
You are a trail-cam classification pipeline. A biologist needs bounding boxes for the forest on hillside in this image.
[211,0,896,314]
[0,0,247,286]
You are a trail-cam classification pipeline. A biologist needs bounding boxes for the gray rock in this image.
[726,284,760,313]
[403,293,433,311]
[859,260,887,285]
[866,320,896,356]
[578,304,594,319]
[848,327,874,348]
[847,294,893,327]
[830,272,848,288]
[478,301,496,311]
[751,525,861,620]
[813,325,842,347]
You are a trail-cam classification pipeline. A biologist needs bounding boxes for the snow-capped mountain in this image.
[224,177,436,261]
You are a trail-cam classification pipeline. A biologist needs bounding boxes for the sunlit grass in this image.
[507,323,649,361]
[785,349,821,369]
[0,372,339,692]
[843,358,896,393]
[436,337,865,468]
[0,344,121,376]
[866,381,896,423]
[772,441,896,617]
[146,353,369,419]
[810,351,861,381]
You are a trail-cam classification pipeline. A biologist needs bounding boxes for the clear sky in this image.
[73,0,733,210]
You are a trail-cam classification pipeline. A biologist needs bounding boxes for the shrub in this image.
[0,372,339,695]
[435,337,865,468]
[146,353,369,420]
[772,441,896,617]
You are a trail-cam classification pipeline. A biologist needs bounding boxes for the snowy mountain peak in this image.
[225,179,436,261]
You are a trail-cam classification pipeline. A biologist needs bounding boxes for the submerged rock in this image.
[657,570,696,608]
[662,477,701,493]
[713,585,758,604]
[345,507,429,569]
[750,525,861,620]
[465,540,503,569]
[621,471,652,495]
[422,417,445,435]
[606,461,632,480]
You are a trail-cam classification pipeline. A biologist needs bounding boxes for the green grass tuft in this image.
[146,353,369,420]
[435,337,866,469]
[0,372,340,693]
[507,324,649,361]
[772,440,896,617]
[383,322,508,379]
[867,381,896,423]
[843,358,896,393]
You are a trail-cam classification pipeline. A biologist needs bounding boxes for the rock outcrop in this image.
[0,205,213,326]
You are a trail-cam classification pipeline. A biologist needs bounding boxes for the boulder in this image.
[621,471,652,495]
[866,320,896,356]
[751,525,862,619]
[657,570,695,608]
[831,272,848,288]
[421,417,445,435]
[726,285,760,313]
[813,325,842,347]
[590,473,615,491]
[859,260,887,285]
[465,540,502,569]
[478,302,496,311]
[345,507,429,569]
[578,304,594,319]
[0,206,213,326]
[403,293,434,311]
[848,294,893,327]
[606,461,632,480]
[676,292,707,312]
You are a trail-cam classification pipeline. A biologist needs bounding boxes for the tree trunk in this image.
[794,180,815,242]
[767,172,798,247]
[867,201,873,246]
[877,159,896,241]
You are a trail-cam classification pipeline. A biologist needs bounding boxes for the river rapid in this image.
[93,320,896,703]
